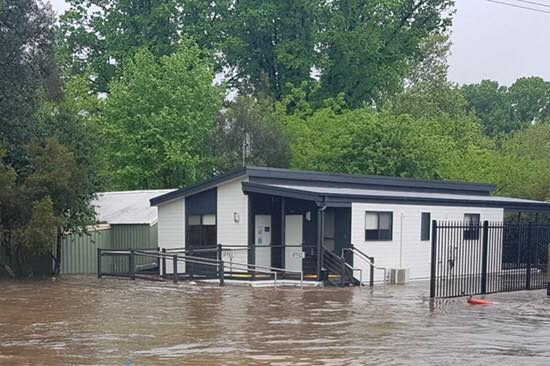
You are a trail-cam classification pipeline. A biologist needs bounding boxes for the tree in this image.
[1,0,98,276]
[220,0,318,100]
[317,0,454,108]
[461,80,515,135]
[60,0,228,93]
[461,77,550,136]
[501,124,550,201]
[0,137,92,276]
[98,44,223,190]
[210,97,291,171]
[508,77,550,125]
[406,32,451,88]
[389,81,468,120]
[0,0,59,169]
[281,106,454,178]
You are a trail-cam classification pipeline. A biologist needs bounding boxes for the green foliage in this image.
[0,137,92,275]
[15,197,62,257]
[210,97,291,171]
[389,82,468,120]
[461,77,550,135]
[279,78,550,203]
[60,0,453,107]
[0,0,59,169]
[501,124,550,200]
[0,0,98,276]
[60,0,224,92]
[98,44,223,189]
[318,0,454,107]
[220,0,318,100]
[281,106,452,178]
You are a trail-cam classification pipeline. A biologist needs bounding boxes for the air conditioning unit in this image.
[389,268,410,284]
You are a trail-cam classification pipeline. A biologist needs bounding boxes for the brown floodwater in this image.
[1,276,550,365]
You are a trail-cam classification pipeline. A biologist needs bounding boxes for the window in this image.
[464,213,480,240]
[365,212,393,241]
[421,213,431,241]
[187,214,217,246]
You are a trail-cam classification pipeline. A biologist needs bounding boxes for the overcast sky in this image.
[47,0,550,86]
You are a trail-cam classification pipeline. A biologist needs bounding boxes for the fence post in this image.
[188,244,193,274]
[129,249,135,280]
[173,255,178,284]
[369,257,375,287]
[481,221,489,294]
[219,260,225,286]
[340,257,346,287]
[156,246,160,273]
[547,244,550,296]
[97,248,102,278]
[526,222,533,290]
[161,248,167,278]
[217,243,223,262]
[429,220,438,298]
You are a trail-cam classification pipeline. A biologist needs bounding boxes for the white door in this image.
[285,215,303,272]
[255,215,272,269]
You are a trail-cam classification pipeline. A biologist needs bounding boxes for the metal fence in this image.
[430,221,550,298]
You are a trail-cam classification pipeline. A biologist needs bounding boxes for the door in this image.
[187,214,217,277]
[285,214,303,272]
[255,215,272,269]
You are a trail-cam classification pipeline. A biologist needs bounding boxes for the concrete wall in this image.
[351,203,504,282]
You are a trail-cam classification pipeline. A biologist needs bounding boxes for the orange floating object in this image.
[467,295,494,305]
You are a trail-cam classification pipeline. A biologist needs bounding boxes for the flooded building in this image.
[150,166,550,284]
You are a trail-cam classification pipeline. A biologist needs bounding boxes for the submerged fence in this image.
[430,221,550,298]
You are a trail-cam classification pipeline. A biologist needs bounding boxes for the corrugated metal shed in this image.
[61,189,174,274]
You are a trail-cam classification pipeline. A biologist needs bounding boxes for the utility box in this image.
[389,268,410,284]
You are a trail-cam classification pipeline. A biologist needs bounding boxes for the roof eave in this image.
[245,166,496,195]
[243,182,550,211]
[150,167,247,206]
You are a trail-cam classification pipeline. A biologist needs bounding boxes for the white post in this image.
[399,212,404,268]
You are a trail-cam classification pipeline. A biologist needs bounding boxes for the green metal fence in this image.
[61,224,158,274]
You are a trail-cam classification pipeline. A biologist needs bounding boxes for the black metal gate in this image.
[430,221,550,298]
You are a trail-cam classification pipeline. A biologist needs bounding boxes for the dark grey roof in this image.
[241,182,550,211]
[150,166,497,206]
[150,168,247,206]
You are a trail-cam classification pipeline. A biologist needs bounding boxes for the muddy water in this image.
[1,277,550,365]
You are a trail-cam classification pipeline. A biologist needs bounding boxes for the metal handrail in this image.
[342,246,387,285]
[321,246,354,286]
[137,250,304,288]
[135,250,279,284]
[344,263,364,286]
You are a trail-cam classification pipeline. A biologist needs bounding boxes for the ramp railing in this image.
[97,246,304,288]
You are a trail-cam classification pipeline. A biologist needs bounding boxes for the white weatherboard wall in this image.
[217,178,249,271]
[351,203,504,282]
[158,198,185,274]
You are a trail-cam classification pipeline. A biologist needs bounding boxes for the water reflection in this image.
[1,277,549,365]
